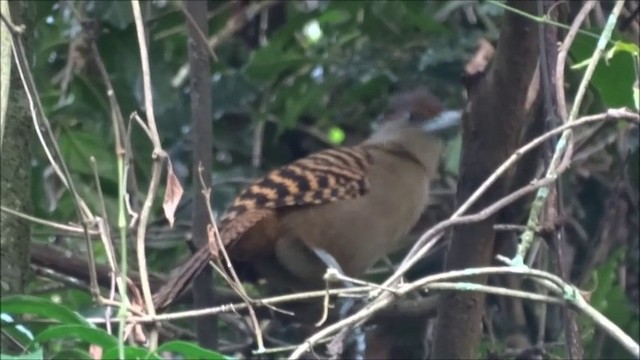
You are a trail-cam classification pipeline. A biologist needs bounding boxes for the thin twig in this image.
[516,0,627,262]
[89,158,130,308]
[393,109,638,287]
[289,263,640,358]
[171,0,280,87]
[113,287,368,323]
[487,0,604,42]
[78,5,139,348]
[555,1,597,122]
[131,0,166,349]
[196,165,266,352]
[0,206,99,235]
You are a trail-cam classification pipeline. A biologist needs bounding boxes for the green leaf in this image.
[605,40,640,60]
[153,340,228,360]
[444,133,462,176]
[32,324,117,350]
[633,80,639,111]
[585,248,638,358]
[1,313,35,347]
[1,295,90,327]
[569,30,636,109]
[571,57,590,70]
[0,348,44,360]
[50,349,93,360]
[102,345,156,360]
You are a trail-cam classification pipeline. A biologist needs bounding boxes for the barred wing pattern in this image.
[153,146,373,310]
[220,146,373,246]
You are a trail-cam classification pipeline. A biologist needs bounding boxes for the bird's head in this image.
[367,87,461,172]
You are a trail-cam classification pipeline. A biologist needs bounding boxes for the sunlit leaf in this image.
[162,159,184,228]
[569,30,636,108]
[605,40,640,60]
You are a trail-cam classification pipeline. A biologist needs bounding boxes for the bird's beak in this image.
[421,110,462,138]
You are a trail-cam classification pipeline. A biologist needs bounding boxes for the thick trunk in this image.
[0,0,33,353]
[431,0,540,358]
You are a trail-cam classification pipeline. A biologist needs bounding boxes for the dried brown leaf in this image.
[163,160,184,228]
[89,344,102,360]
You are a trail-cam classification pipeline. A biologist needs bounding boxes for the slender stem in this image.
[516,0,627,261]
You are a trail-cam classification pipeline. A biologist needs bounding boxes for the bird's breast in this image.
[277,150,432,280]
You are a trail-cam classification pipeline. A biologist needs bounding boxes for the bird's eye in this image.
[408,111,426,123]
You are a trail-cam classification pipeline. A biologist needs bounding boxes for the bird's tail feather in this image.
[152,246,211,311]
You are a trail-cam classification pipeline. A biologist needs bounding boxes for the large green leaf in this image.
[1,295,90,327]
[31,324,117,350]
[570,31,637,109]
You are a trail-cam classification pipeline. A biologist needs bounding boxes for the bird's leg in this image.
[311,247,366,360]
[311,248,356,315]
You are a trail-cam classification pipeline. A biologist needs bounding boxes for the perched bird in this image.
[152,88,460,318]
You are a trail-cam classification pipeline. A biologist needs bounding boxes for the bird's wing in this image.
[220,146,373,247]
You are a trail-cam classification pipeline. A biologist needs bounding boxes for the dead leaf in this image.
[464,38,495,76]
[89,344,102,360]
[163,159,184,228]
[579,288,592,303]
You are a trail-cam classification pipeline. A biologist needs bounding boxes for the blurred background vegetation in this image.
[1,0,638,359]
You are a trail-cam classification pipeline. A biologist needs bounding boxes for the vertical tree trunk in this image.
[431,1,540,358]
[186,0,217,350]
[0,0,33,352]
[0,0,32,300]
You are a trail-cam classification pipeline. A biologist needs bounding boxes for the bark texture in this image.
[431,1,540,358]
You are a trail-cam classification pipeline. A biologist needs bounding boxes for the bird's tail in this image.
[152,246,211,311]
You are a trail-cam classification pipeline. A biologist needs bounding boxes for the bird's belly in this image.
[278,180,429,279]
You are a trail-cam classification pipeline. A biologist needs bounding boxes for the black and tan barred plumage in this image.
[219,146,373,247]
[152,146,373,310]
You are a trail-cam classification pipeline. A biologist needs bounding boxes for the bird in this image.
[152,88,461,320]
